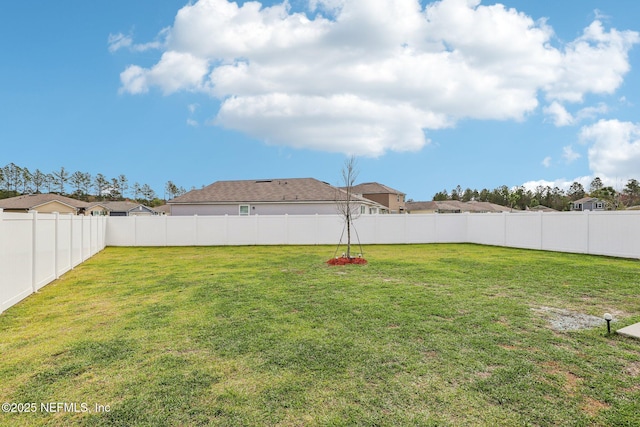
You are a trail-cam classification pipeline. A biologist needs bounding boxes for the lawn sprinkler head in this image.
[604,313,613,334]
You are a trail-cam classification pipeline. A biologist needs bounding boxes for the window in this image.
[239,205,250,216]
[360,205,366,214]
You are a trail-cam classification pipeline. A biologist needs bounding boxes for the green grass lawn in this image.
[1,244,639,426]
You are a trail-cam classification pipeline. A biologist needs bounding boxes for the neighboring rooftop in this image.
[406,200,515,213]
[0,193,88,210]
[349,182,405,195]
[89,201,148,212]
[169,178,376,204]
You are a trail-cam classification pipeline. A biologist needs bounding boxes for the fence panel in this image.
[0,213,33,312]
[404,214,437,243]
[1,211,107,314]
[505,213,543,250]
[467,214,505,246]
[194,216,227,245]
[56,214,72,277]
[34,214,56,290]
[103,211,640,260]
[541,212,589,254]
[589,211,640,258]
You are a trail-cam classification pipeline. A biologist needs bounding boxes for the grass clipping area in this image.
[0,244,639,426]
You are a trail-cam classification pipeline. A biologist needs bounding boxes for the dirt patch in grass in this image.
[531,306,606,332]
[582,396,611,416]
[625,361,640,377]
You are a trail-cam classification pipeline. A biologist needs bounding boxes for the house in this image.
[153,204,171,216]
[405,200,513,214]
[167,178,387,216]
[348,182,406,214]
[89,201,156,216]
[569,197,605,211]
[0,193,88,214]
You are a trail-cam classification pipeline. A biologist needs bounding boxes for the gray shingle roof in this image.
[88,201,153,212]
[349,182,405,195]
[168,178,377,205]
[0,194,88,210]
[406,200,514,213]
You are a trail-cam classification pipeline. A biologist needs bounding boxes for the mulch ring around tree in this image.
[326,256,368,266]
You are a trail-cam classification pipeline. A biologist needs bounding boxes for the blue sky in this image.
[2,0,640,201]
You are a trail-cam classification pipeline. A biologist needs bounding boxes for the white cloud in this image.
[522,175,592,192]
[544,21,639,103]
[118,0,639,156]
[575,103,609,122]
[108,33,132,53]
[543,101,609,127]
[579,119,640,180]
[541,156,552,168]
[187,118,199,127]
[543,101,573,126]
[108,29,168,53]
[562,145,581,163]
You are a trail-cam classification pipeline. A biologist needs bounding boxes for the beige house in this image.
[349,182,406,214]
[168,178,387,216]
[0,194,88,214]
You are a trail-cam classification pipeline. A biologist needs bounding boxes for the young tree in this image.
[335,156,360,258]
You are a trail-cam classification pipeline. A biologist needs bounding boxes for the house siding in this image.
[361,193,405,213]
[170,202,372,216]
[33,201,77,214]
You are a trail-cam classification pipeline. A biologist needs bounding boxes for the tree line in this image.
[0,163,188,207]
[431,177,640,211]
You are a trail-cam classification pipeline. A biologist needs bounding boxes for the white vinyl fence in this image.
[3,210,637,314]
[106,211,640,259]
[1,210,107,313]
